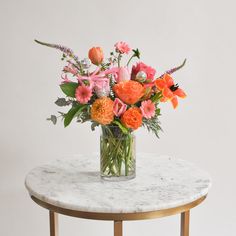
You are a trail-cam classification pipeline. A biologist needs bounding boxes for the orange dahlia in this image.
[113,80,144,105]
[91,97,114,125]
[121,107,143,130]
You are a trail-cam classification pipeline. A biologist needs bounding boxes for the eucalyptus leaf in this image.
[47,115,57,125]
[55,98,70,106]
[91,122,99,131]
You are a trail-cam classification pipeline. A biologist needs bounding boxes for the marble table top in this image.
[25,153,211,214]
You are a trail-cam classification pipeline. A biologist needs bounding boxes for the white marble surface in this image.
[25,153,211,213]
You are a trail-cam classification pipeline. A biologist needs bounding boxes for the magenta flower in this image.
[131,62,156,83]
[114,41,131,54]
[75,85,92,104]
[116,66,131,83]
[113,98,127,117]
[140,100,155,119]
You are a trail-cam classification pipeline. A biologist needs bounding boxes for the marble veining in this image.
[25,153,211,213]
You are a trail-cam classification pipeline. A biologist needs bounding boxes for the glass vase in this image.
[100,125,136,181]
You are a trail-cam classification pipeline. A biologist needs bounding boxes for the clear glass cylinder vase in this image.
[100,125,136,181]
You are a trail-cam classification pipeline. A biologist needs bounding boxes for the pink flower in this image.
[117,66,131,83]
[140,100,155,119]
[94,79,110,97]
[113,98,127,117]
[131,62,156,82]
[63,63,78,75]
[114,41,131,54]
[75,85,92,104]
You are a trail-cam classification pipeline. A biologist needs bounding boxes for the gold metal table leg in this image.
[114,220,123,236]
[49,211,58,236]
[181,210,190,236]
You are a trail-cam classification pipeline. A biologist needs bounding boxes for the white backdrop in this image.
[1,0,236,235]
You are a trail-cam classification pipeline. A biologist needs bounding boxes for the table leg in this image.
[114,221,123,236]
[49,211,58,236]
[180,210,190,236]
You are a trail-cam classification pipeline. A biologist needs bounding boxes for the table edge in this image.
[31,194,207,221]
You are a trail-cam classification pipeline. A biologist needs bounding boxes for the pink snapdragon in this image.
[113,98,127,117]
[75,85,92,104]
[115,41,131,54]
[140,100,155,119]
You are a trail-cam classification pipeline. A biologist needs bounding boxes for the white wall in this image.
[0,0,235,235]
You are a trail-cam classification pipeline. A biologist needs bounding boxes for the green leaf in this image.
[142,114,162,138]
[156,108,161,116]
[64,104,86,127]
[132,48,140,59]
[60,82,78,97]
[151,92,162,103]
[112,120,129,134]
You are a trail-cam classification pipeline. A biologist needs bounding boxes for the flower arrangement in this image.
[35,39,186,180]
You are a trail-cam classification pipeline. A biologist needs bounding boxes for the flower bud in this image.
[117,66,130,83]
[88,47,104,65]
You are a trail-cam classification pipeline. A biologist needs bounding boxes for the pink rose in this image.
[113,98,127,117]
[114,41,131,54]
[116,66,131,83]
[131,62,156,82]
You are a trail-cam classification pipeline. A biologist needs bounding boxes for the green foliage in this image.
[112,120,129,134]
[60,82,78,97]
[142,111,162,138]
[151,92,162,103]
[64,104,86,127]
[77,105,90,123]
[132,48,140,59]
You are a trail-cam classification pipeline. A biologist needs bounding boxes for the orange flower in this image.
[88,47,104,65]
[113,80,144,105]
[91,97,114,125]
[155,73,186,109]
[121,107,143,130]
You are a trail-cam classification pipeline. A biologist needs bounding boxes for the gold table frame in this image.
[31,195,207,236]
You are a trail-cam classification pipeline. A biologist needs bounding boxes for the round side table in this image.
[25,154,211,236]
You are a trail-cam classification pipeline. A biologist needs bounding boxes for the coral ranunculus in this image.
[131,62,156,82]
[91,97,114,125]
[113,80,144,105]
[121,107,143,130]
[88,47,104,65]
